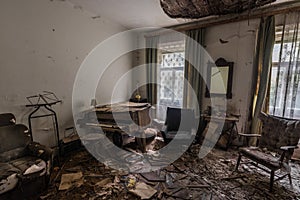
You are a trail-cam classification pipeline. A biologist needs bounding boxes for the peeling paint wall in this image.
[0,0,132,146]
[203,19,260,133]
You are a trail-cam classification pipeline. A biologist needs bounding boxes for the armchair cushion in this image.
[0,163,19,195]
[239,147,281,169]
[9,157,46,177]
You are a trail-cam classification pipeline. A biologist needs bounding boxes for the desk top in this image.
[94,102,151,113]
[202,114,239,122]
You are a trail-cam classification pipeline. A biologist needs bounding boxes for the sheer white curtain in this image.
[269,12,300,119]
[155,32,185,120]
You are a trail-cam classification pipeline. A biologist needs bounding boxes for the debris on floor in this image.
[40,143,300,200]
[129,182,157,199]
[58,172,83,191]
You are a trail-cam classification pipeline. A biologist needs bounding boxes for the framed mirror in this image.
[205,57,233,99]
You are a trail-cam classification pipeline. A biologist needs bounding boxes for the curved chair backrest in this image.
[0,124,31,156]
[0,113,16,127]
[259,112,300,158]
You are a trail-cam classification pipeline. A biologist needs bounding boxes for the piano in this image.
[78,102,152,147]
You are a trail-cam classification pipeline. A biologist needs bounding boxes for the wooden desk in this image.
[202,114,239,149]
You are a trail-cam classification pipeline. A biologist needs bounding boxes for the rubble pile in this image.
[40,144,300,200]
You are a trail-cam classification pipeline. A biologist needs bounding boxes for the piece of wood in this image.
[221,175,246,181]
[140,172,166,182]
[185,184,210,188]
[238,133,261,137]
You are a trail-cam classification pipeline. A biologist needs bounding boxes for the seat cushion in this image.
[9,156,46,177]
[0,163,20,194]
[239,147,281,170]
[0,147,27,162]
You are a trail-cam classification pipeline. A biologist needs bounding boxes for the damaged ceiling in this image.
[67,0,184,29]
[160,0,276,19]
[67,0,293,28]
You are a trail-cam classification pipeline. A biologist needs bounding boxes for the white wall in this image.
[0,0,132,146]
[204,19,260,133]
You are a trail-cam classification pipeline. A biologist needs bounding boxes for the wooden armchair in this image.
[235,112,300,191]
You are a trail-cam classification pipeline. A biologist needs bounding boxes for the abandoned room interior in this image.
[1,0,300,199]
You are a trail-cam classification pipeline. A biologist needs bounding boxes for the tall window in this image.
[269,15,300,119]
[156,41,185,119]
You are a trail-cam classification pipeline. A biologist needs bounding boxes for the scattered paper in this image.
[59,172,83,191]
[129,182,157,199]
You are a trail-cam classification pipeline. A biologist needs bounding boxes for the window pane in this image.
[160,70,173,100]
[269,20,300,119]
[158,52,184,108]
[161,52,185,68]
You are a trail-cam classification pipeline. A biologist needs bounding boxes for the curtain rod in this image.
[145,0,300,37]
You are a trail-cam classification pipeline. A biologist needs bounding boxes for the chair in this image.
[0,113,53,199]
[161,107,196,144]
[0,113,15,126]
[235,112,300,191]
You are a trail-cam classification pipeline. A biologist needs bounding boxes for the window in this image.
[269,22,300,119]
[156,41,185,120]
[159,52,185,106]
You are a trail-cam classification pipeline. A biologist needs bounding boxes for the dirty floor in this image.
[40,144,300,200]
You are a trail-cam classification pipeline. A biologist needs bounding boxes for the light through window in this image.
[269,19,300,119]
[156,40,185,120]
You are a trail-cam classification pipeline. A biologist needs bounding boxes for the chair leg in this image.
[235,154,242,171]
[270,170,275,192]
[288,173,292,185]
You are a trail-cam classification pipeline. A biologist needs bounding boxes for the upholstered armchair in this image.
[235,112,300,191]
[0,113,53,199]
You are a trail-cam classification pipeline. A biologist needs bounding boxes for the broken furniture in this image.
[26,91,61,160]
[235,112,300,191]
[79,102,151,147]
[59,127,82,156]
[0,113,53,199]
[161,107,196,144]
[202,114,239,150]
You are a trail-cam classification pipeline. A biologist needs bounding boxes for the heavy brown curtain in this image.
[183,28,205,115]
[146,36,159,105]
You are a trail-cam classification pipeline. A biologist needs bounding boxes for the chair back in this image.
[0,113,16,127]
[0,124,31,162]
[259,112,300,158]
[165,107,195,132]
